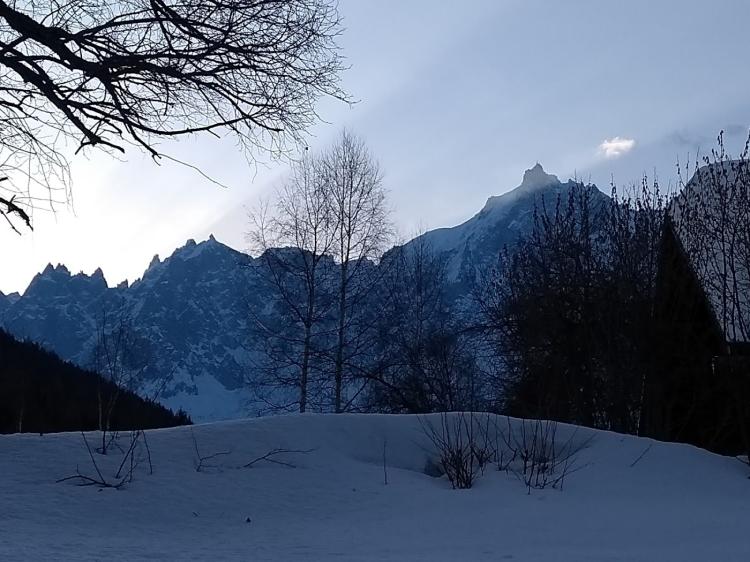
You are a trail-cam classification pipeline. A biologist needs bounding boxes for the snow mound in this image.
[1,414,749,561]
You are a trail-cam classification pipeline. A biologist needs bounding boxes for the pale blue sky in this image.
[2,0,750,294]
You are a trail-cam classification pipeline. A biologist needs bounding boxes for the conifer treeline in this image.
[0,329,190,434]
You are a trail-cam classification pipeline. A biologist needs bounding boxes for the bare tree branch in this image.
[0,0,347,230]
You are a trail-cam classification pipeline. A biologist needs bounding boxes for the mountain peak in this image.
[481,164,562,212]
[519,163,560,191]
[173,235,226,261]
[40,263,70,278]
[140,254,163,280]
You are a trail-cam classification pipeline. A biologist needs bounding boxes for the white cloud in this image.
[598,136,636,159]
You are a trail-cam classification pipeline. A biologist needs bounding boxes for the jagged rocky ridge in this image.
[0,166,609,421]
[1,236,259,421]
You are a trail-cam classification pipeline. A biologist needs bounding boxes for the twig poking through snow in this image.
[383,439,389,485]
[56,431,137,489]
[191,430,231,473]
[630,444,653,468]
[243,448,314,469]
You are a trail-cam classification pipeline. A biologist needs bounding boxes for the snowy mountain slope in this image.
[404,163,610,285]
[1,264,117,364]
[0,236,259,421]
[0,290,18,316]
[0,165,610,421]
[0,291,7,316]
[121,236,260,418]
[1,413,748,561]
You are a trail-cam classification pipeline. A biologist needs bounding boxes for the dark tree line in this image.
[479,133,750,457]
[0,328,190,434]
[479,180,666,435]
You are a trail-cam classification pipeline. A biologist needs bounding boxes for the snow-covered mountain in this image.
[0,289,20,317]
[0,165,609,421]
[404,163,609,286]
[1,236,259,421]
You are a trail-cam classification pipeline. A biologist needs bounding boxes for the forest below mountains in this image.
[0,328,190,434]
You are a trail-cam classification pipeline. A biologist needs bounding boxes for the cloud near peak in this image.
[598,136,636,159]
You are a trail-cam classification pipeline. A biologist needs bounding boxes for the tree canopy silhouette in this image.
[0,0,346,231]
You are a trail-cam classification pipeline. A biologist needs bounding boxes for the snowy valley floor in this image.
[1,414,749,561]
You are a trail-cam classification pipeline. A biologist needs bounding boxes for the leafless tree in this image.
[248,153,336,413]
[479,181,666,434]
[0,177,33,233]
[322,130,391,412]
[92,307,148,454]
[0,0,346,231]
[367,235,482,413]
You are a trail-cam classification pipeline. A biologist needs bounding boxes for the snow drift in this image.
[1,413,749,561]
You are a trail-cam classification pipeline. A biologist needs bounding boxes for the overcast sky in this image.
[2,0,750,294]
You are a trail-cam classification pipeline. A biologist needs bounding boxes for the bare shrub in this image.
[423,457,445,478]
[419,412,494,489]
[499,417,592,493]
[57,430,148,489]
